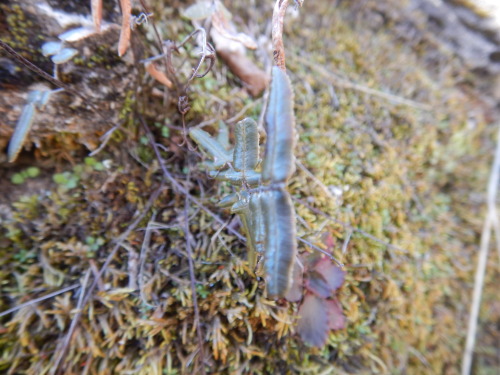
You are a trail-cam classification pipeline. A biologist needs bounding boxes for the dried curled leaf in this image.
[296,294,329,347]
[233,118,259,172]
[262,188,297,297]
[206,1,267,96]
[212,14,257,50]
[262,67,295,183]
[184,1,257,49]
[145,62,173,88]
[118,0,132,56]
[215,48,269,96]
[91,0,102,32]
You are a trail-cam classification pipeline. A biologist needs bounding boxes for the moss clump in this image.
[0,1,498,374]
[0,3,51,84]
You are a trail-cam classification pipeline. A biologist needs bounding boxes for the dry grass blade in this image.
[211,4,257,50]
[0,284,79,318]
[461,125,500,375]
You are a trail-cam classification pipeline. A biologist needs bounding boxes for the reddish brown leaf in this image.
[325,298,346,330]
[296,294,329,347]
[314,258,345,292]
[305,270,331,298]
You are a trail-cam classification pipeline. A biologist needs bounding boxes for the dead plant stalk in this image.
[461,124,500,375]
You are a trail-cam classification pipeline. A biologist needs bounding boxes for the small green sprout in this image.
[53,171,79,190]
[12,249,36,263]
[10,166,40,184]
[11,173,25,185]
[85,236,105,256]
[84,156,105,171]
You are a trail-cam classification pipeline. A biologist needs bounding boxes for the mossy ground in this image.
[0,1,499,374]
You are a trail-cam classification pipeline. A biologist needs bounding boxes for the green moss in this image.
[0,1,497,374]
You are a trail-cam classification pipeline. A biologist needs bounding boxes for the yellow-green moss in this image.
[0,1,497,374]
